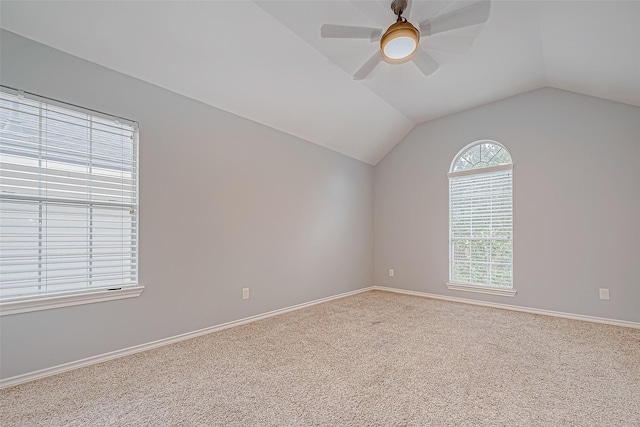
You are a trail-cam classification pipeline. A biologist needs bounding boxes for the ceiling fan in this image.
[320,0,491,80]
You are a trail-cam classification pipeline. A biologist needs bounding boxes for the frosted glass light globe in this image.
[380,21,419,60]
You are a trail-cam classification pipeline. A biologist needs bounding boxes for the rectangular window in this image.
[0,89,141,314]
[449,166,513,289]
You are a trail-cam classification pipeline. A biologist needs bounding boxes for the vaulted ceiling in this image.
[1,1,639,165]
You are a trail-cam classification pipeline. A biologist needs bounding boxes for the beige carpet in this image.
[1,290,639,426]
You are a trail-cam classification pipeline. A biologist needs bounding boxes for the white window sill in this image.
[446,282,517,297]
[0,285,145,316]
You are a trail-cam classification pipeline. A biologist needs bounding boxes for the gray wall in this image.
[0,31,374,380]
[374,87,640,322]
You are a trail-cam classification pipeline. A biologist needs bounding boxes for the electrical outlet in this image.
[599,288,609,300]
[242,288,250,300]
[389,269,394,277]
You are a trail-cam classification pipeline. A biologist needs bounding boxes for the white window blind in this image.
[0,89,139,302]
[449,165,513,288]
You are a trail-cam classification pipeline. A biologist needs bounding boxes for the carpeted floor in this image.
[1,290,639,426]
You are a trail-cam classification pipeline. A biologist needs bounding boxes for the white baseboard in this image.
[5,284,636,389]
[0,286,374,389]
[373,285,640,329]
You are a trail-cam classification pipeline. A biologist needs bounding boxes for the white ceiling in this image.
[1,1,639,165]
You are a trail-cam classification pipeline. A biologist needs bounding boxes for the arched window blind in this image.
[0,88,139,306]
[448,141,513,290]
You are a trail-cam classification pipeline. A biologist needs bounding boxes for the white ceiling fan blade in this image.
[353,51,382,80]
[321,24,383,42]
[411,49,440,77]
[404,0,413,20]
[410,0,453,24]
[427,31,480,54]
[419,0,491,36]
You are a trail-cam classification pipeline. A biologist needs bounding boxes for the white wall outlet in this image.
[242,288,250,300]
[599,288,609,300]
[389,269,394,277]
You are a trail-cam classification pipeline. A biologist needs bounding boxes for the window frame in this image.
[0,87,143,316]
[446,140,516,297]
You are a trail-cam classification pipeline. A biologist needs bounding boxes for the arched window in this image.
[447,141,515,296]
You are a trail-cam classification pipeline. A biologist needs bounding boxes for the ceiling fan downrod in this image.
[391,0,408,20]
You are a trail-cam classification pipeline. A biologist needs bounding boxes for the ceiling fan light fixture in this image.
[380,21,419,60]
